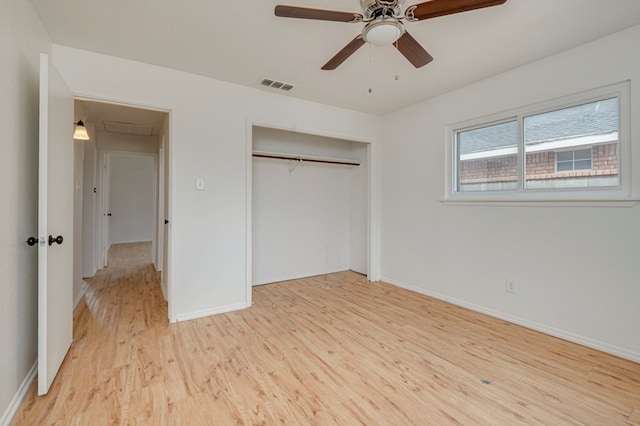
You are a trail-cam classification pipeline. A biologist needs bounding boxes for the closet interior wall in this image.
[252,127,368,285]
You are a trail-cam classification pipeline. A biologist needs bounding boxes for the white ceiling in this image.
[34,0,640,115]
[74,99,167,136]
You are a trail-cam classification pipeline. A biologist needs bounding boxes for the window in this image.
[447,82,630,202]
[523,97,619,190]
[456,120,518,192]
[556,149,592,172]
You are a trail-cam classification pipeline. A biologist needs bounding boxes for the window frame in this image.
[455,117,520,193]
[555,148,592,173]
[445,82,632,204]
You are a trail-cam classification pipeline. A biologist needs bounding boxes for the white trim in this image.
[156,138,165,273]
[160,282,167,301]
[73,288,85,311]
[0,362,37,426]
[107,238,154,245]
[368,141,380,281]
[245,120,254,306]
[440,198,639,207]
[383,277,640,364]
[446,81,632,202]
[246,119,375,146]
[245,117,380,306]
[176,302,251,322]
[68,91,179,323]
[167,109,178,323]
[252,269,350,287]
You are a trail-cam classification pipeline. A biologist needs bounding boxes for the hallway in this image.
[14,242,168,424]
[83,242,167,332]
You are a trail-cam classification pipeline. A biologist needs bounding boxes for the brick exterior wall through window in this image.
[459,142,618,184]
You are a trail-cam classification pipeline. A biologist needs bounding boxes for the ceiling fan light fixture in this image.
[73,120,90,140]
[362,20,404,46]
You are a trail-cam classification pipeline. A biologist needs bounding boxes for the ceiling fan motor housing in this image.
[360,0,404,19]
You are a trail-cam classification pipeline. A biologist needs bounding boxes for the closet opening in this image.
[248,125,372,297]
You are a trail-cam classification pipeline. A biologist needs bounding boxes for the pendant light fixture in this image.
[73,120,90,140]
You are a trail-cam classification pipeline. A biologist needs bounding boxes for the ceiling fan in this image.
[275,0,507,70]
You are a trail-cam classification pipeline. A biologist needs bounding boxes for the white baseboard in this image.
[73,288,86,311]
[176,302,251,322]
[160,281,167,301]
[0,361,37,426]
[382,277,640,364]
[252,268,350,287]
[110,239,153,245]
[82,267,97,280]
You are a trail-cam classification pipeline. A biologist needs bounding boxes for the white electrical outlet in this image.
[506,278,518,294]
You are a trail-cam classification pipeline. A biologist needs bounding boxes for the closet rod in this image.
[252,151,360,166]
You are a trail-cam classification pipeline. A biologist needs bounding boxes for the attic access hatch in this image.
[103,120,154,136]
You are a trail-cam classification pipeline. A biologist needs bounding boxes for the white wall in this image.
[380,25,640,361]
[252,127,366,285]
[97,130,158,154]
[0,0,51,423]
[92,130,159,267]
[108,154,155,245]
[52,45,380,321]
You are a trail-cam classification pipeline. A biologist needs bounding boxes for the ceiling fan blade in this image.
[321,35,366,70]
[395,31,433,68]
[275,5,363,22]
[407,0,507,21]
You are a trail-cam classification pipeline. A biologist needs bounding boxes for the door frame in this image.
[156,137,165,272]
[98,151,110,267]
[99,150,159,261]
[75,94,178,322]
[245,117,380,306]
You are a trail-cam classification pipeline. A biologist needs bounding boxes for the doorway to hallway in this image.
[74,98,173,317]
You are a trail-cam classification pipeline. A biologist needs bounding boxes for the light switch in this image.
[195,177,205,191]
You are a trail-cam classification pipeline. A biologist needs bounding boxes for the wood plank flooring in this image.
[13,242,640,425]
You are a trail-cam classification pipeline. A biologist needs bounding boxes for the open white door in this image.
[102,154,111,267]
[156,138,165,272]
[38,53,74,395]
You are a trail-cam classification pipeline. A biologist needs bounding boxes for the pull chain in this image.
[368,44,373,94]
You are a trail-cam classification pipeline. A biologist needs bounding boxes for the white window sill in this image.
[440,198,640,208]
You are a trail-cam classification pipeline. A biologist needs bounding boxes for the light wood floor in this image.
[13,243,640,425]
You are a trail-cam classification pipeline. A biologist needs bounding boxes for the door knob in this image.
[26,237,38,246]
[48,235,64,246]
